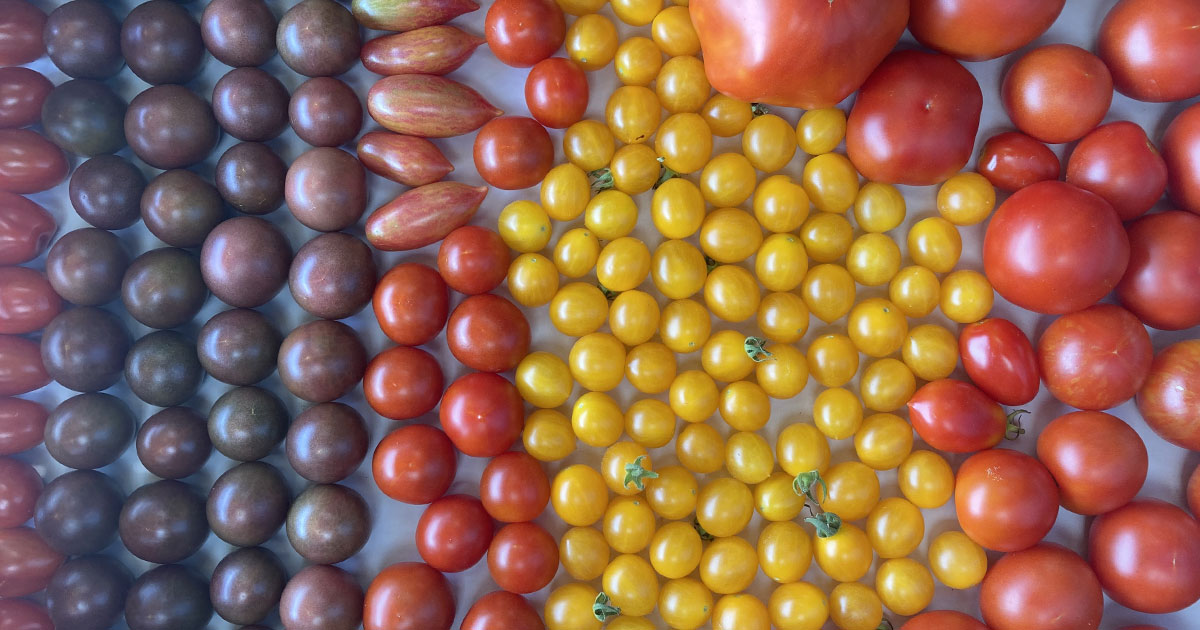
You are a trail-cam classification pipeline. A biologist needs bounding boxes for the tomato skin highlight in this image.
[1117,210,1200,330]
[959,318,1038,406]
[1136,339,1200,450]
[1089,499,1200,613]
[979,543,1103,630]
[907,379,1012,453]
[1036,410,1147,515]
[1037,304,1153,411]
[954,448,1058,552]
[977,131,1060,191]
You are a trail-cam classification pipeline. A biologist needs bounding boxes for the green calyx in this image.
[877,619,894,630]
[805,511,843,538]
[590,167,614,192]
[1005,409,1029,440]
[751,102,770,117]
[654,156,679,189]
[592,592,621,622]
[693,518,714,541]
[623,455,659,490]
[599,283,618,301]
[792,469,828,504]
[744,336,774,362]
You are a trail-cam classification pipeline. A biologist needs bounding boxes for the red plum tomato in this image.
[908,379,1020,453]
[959,318,1039,406]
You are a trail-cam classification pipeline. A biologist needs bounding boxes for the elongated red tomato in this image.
[1037,304,1153,411]
[900,610,990,630]
[907,379,1018,453]
[980,543,1103,630]
[1117,211,1200,330]
[1089,500,1200,613]
[955,448,1058,552]
[1065,121,1166,220]
[908,0,1065,61]
[959,318,1039,406]
[1035,411,1147,515]
[977,131,1060,191]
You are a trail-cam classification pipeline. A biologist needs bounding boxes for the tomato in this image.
[447,294,530,372]
[800,264,855,324]
[652,178,705,239]
[572,391,623,448]
[901,324,958,383]
[959,318,1039,406]
[498,200,552,253]
[702,209,762,266]
[606,85,661,145]
[523,408,574,462]
[544,582,600,630]
[586,190,638,241]
[775,422,830,477]
[364,346,444,421]
[416,494,493,572]
[0,129,66,194]
[507,254,559,308]
[1001,44,1112,144]
[652,6,700,56]
[796,108,847,156]
[876,557,934,616]
[659,578,713,630]
[373,424,456,505]
[559,526,608,581]
[611,0,661,26]
[888,266,940,319]
[563,120,614,172]
[866,497,924,559]
[980,543,1103,630]
[474,116,555,190]
[937,172,994,226]
[552,464,609,527]
[757,292,810,344]
[488,521,558,594]
[485,0,566,67]
[711,594,769,630]
[755,472,805,521]
[1036,410,1146,516]
[755,342,808,399]
[977,131,1061,191]
[649,521,702,578]
[898,450,953,509]
[799,212,853,263]
[719,381,771,432]
[0,599,51,630]
[644,465,697,519]
[702,94,752,138]
[1098,0,1200,101]
[700,535,758,595]
[608,143,660,194]
[700,153,757,208]
[656,113,713,174]
[845,233,901,287]
[1065,121,1165,220]
[908,0,1064,61]
[812,387,863,440]
[1038,304,1153,410]
[704,265,760,323]
[818,461,880,522]
[541,163,590,221]
[900,611,989,630]
[806,333,859,388]
[462,591,544,630]
[656,56,710,114]
[525,57,588,129]
[569,332,626,392]
[436,226,509,295]
[955,448,1058,551]
[373,263,449,346]
[853,182,906,232]
[754,175,810,233]
[603,554,659,616]
[907,217,961,274]
[696,477,753,537]
[625,342,677,395]
[847,50,982,186]
[802,153,859,214]
[983,181,1129,314]
[690,0,906,109]
[1118,211,1200,330]
[0,267,57,335]
[614,36,662,86]
[757,521,813,584]
[675,422,724,474]
[364,562,455,630]
[847,297,907,358]
[724,431,773,485]
[600,441,657,496]
[609,290,658,346]
[828,582,882,630]
[813,523,873,582]
[940,270,993,324]
[550,282,607,336]
[1137,339,1200,450]
[854,413,913,471]
[907,379,1014,453]
[440,372,524,457]
[742,113,797,172]
[1189,463,1200,518]
[481,452,550,523]
[927,531,987,590]
[1163,102,1200,214]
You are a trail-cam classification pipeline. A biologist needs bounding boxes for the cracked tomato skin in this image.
[908,0,1065,61]
[980,543,1103,630]
[1089,500,1200,614]
[900,610,990,630]
[689,0,907,109]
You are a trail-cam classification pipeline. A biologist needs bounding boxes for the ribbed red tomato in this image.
[959,318,1039,406]
[955,448,1058,552]
[1065,121,1166,220]
[908,0,1065,61]
[1098,0,1200,102]
[1117,211,1200,330]
[1038,304,1153,411]
[1089,500,1200,613]
[908,379,1019,453]
[1001,44,1112,144]
[977,131,1060,191]
[1035,411,1147,515]
[980,543,1103,630]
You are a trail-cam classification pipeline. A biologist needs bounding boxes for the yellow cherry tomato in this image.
[659,578,713,630]
[928,530,988,590]
[758,521,814,583]
[853,181,906,233]
[601,440,656,496]
[847,297,908,358]
[743,113,796,172]
[507,253,560,308]
[563,119,615,172]
[606,85,661,144]
[701,93,753,137]
[649,521,703,579]
[515,351,572,408]
[624,398,676,448]
[545,582,601,630]
[701,208,763,263]
[606,617,654,630]
[696,477,753,537]
[846,232,902,286]
[553,465,610,527]
[704,264,761,322]
[813,522,873,582]
[676,421,724,474]
[776,422,831,477]
[876,557,934,616]
[819,461,880,521]
[656,112,713,174]
[701,329,755,382]
[625,341,677,394]
[898,450,954,509]
[888,265,941,319]
[700,535,759,595]
[796,108,847,155]
[802,152,859,214]
[866,497,924,559]
[585,190,638,240]
[719,380,771,432]
[828,582,883,630]
[853,412,913,471]
[555,0,605,15]
[610,0,660,26]
[559,529,608,582]
[700,153,758,208]
[498,200,551,253]
[903,323,959,381]
[656,55,710,114]
[523,408,574,462]
[603,495,657,554]
[550,281,608,337]
[812,387,864,440]
[652,177,705,239]
[757,292,810,344]
[769,581,829,630]
[940,269,994,324]
[669,369,719,423]
[542,163,590,221]
[597,237,651,293]
[859,358,917,413]
[907,216,962,273]
[608,142,660,195]
[713,594,770,630]
[614,36,662,87]
[569,332,626,392]
[806,333,859,388]
[660,298,711,354]
[754,174,811,233]
[566,13,618,71]
[755,472,805,521]
[571,391,624,448]
[603,554,659,616]
[651,5,701,56]
[553,227,600,278]
[725,431,774,485]
[651,239,707,300]
[938,171,995,226]
[645,465,698,520]
[755,233,809,292]
[755,343,809,399]
[800,212,853,263]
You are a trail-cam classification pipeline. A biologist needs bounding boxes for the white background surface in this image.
[12,0,1200,628]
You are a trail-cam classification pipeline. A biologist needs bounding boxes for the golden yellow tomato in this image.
[806,332,859,387]
[549,281,608,337]
[902,323,959,381]
[659,578,713,630]
[802,152,860,214]
[566,13,619,70]
[498,200,551,253]
[928,530,988,590]
[507,253,560,307]
[852,181,906,233]
[757,292,811,344]
[889,265,941,318]
[559,528,608,581]
[624,397,675,448]
[553,227,599,278]
[613,36,662,87]
[700,535,759,594]
[660,298,711,353]
[649,521,703,579]
[846,232,902,286]
[776,422,831,477]
[876,557,934,616]
[656,112,713,174]
[712,594,770,630]
[571,391,624,448]
[606,617,654,630]
[625,341,677,394]
[908,216,962,273]
[743,113,796,172]
[898,450,954,509]
[758,521,814,583]
[545,582,601,630]
[652,177,705,238]
[603,554,659,616]
[542,163,590,221]
[769,581,828,630]
[800,264,856,323]
[515,351,572,408]
[651,5,700,56]
[651,239,708,300]
[597,237,651,292]
[555,0,605,15]
[702,93,752,137]
[719,380,771,432]
[699,330,754,383]
[725,431,774,485]
[610,0,660,26]
[600,440,656,496]
[866,496,924,559]
[609,142,660,194]
[602,494,656,553]
[755,343,809,399]
[853,412,913,471]
[523,408,574,462]
[695,477,754,537]
[796,108,847,156]
[700,153,757,208]
[812,387,864,440]
[552,465,609,527]
[800,212,854,263]
[675,423,725,474]
[828,582,882,630]
[656,55,710,114]
[669,369,719,424]
[939,269,994,323]
[813,522,873,582]
[938,171,995,225]
[859,357,917,413]
[754,472,805,521]
[704,264,761,322]
[755,233,808,292]
[569,332,626,392]
[701,208,763,263]
[563,119,615,172]
[754,174,811,233]
[645,465,697,520]
[585,189,638,240]
[847,297,908,358]
[818,461,880,521]
[606,85,661,144]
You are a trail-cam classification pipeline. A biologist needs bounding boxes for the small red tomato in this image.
[437,225,510,295]
[373,263,450,346]
[447,293,531,372]
[473,116,554,190]
[955,448,1058,552]
[480,451,550,523]
[363,562,455,630]
[1038,304,1153,411]
[1001,44,1112,144]
[977,131,1060,191]
[487,521,559,594]
[525,57,588,129]
[484,0,565,68]
[1065,121,1166,220]
[373,424,457,505]
[1035,411,1147,515]
[364,346,444,420]
[900,611,989,630]
[980,543,1103,630]
[1189,464,1200,518]
[908,379,1020,453]
[1136,339,1200,451]
[1161,102,1200,215]
[1098,0,1200,102]
[440,371,524,457]
[1117,210,1200,330]
[416,494,494,573]
[959,318,1039,406]
[461,591,544,630]
[1089,500,1200,613]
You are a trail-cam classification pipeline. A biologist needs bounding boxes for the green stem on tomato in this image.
[1005,409,1029,440]
[693,518,714,541]
[589,167,614,192]
[792,469,829,504]
[751,102,770,116]
[804,511,843,538]
[623,455,659,490]
[592,593,620,622]
[744,336,774,362]
[654,157,679,189]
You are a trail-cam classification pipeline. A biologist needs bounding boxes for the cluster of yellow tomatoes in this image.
[495,1,1004,629]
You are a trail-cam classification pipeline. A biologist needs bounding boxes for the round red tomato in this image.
[480,451,550,523]
[373,424,457,505]
[1099,0,1200,102]
[373,262,449,346]
[1035,411,1147,515]
[977,131,1060,191]
[1162,102,1200,214]
[525,57,588,129]
[1117,211,1200,330]
[484,0,565,68]
[1089,499,1200,613]
[846,49,981,186]
[955,448,1059,552]
[907,379,1018,453]
[1038,304,1153,411]
[900,611,990,630]
[416,494,494,573]
[908,0,1065,61]
[437,226,510,296]
[1136,339,1200,450]
[487,521,559,594]
[1065,121,1166,220]
[1001,44,1112,145]
[983,180,1129,314]
[959,318,1039,406]
[473,116,554,191]
[461,591,544,630]
[364,562,455,630]
[364,346,444,420]
[980,543,1103,630]
[1189,463,1200,518]
[440,371,524,457]
[446,293,531,372]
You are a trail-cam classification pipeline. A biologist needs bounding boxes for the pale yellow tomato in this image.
[758,521,813,583]
[757,292,810,344]
[859,358,916,413]
[769,581,828,630]
[585,189,638,240]
[645,465,697,520]
[656,55,710,114]
[755,233,808,292]
[606,85,661,144]
[566,13,619,71]
[898,450,954,509]
[776,422,831,477]
[609,288,659,346]
[853,412,913,471]
[601,441,656,496]
[597,237,651,292]
[603,554,659,616]
[625,398,676,448]
[702,93,752,137]
[695,477,754,537]
[651,239,708,300]
[660,298,711,354]
[659,578,713,630]
[889,265,941,318]
[609,142,661,194]
[545,582,602,630]
[656,112,713,174]
[542,163,590,221]
[852,181,906,233]
[559,528,609,581]
[866,497,924,559]
[498,200,551,253]
[553,227,600,278]
[625,341,677,394]
[719,380,771,432]
[796,108,847,155]
[755,343,809,399]
[846,297,907,358]
[813,387,864,440]
[669,369,719,423]
[649,521,703,579]
[651,5,700,56]
[806,333,859,387]
[700,153,757,208]
[675,421,725,474]
[802,153,860,214]
[743,113,797,172]
[704,264,761,323]
[563,119,615,172]
[550,281,608,337]
[523,408,574,462]
[652,177,705,238]
[876,557,934,616]
[701,208,763,263]
[800,264,855,323]
[725,431,774,485]
[828,581,882,630]
[928,530,988,589]
[902,323,959,381]
[754,174,811,233]
[712,594,770,630]
[813,522,873,582]
[908,216,962,273]
[938,171,995,225]
[603,495,657,553]
[614,36,662,87]
[818,461,880,521]
[606,617,655,630]
[846,232,901,286]
[610,0,660,26]
[800,212,854,263]
[700,535,759,594]
[515,351,572,408]
[569,332,626,392]
[754,472,805,521]
[572,391,624,448]
[940,269,994,323]
[552,465,609,527]
[507,253,560,307]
